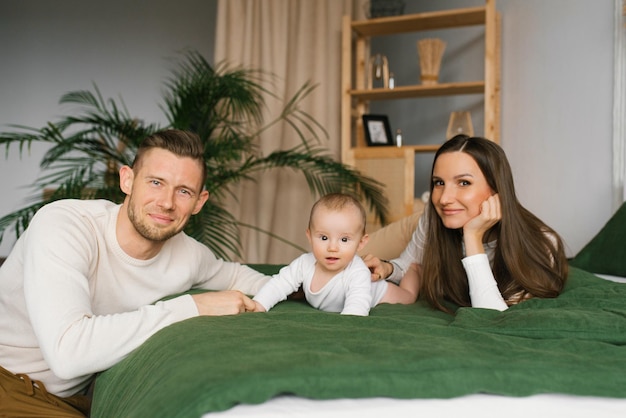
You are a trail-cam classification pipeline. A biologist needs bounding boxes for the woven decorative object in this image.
[365,0,405,18]
[417,38,446,85]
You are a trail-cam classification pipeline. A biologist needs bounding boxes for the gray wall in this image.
[501,0,614,258]
[0,0,617,259]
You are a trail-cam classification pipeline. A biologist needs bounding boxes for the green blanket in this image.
[91,266,626,418]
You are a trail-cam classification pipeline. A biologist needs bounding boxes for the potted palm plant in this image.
[0,50,388,260]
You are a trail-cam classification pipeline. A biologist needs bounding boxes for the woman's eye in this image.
[432,179,444,187]
[459,180,471,186]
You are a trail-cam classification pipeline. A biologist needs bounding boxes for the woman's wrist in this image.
[463,232,486,257]
[381,259,393,279]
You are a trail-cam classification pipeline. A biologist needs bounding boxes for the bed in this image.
[90,204,626,418]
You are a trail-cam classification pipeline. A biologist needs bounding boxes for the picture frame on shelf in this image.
[362,114,393,146]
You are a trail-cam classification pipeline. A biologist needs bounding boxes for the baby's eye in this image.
[320,235,328,241]
[341,237,349,243]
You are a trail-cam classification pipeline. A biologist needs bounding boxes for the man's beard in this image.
[127,200,184,243]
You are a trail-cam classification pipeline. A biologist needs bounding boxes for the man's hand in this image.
[253,300,267,313]
[191,290,256,316]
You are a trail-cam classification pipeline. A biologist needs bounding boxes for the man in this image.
[0,129,269,416]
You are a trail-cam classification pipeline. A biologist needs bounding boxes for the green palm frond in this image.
[0,202,45,244]
[163,51,267,139]
[184,200,243,260]
[274,80,328,150]
[0,123,63,158]
[236,221,308,254]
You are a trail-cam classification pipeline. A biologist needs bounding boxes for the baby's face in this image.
[306,206,366,274]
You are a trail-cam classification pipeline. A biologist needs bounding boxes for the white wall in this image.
[0,0,217,256]
[0,0,617,259]
[501,0,614,257]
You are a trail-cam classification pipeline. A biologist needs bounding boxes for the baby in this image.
[253,193,418,316]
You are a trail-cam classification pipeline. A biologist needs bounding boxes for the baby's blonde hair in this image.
[309,193,367,234]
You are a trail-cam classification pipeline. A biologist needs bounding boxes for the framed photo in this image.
[362,114,393,146]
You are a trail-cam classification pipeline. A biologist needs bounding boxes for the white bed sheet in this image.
[595,273,626,283]
[206,274,626,418]
[206,394,626,418]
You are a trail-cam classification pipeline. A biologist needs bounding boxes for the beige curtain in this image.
[214,0,363,264]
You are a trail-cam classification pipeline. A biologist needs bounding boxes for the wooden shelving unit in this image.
[341,0,500,227]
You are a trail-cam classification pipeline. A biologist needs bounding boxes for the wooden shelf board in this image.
[352,6,486,37]
[352,145,440,158]
[349,81,485,100]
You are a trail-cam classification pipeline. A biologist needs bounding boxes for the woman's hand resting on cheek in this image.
[463,193,501,256]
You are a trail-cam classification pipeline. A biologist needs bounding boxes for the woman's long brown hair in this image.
[420,135,568,313]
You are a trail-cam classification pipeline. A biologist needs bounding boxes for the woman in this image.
[364,135,568,312]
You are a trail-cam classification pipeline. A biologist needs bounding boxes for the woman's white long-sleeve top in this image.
[386,209,508,311]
